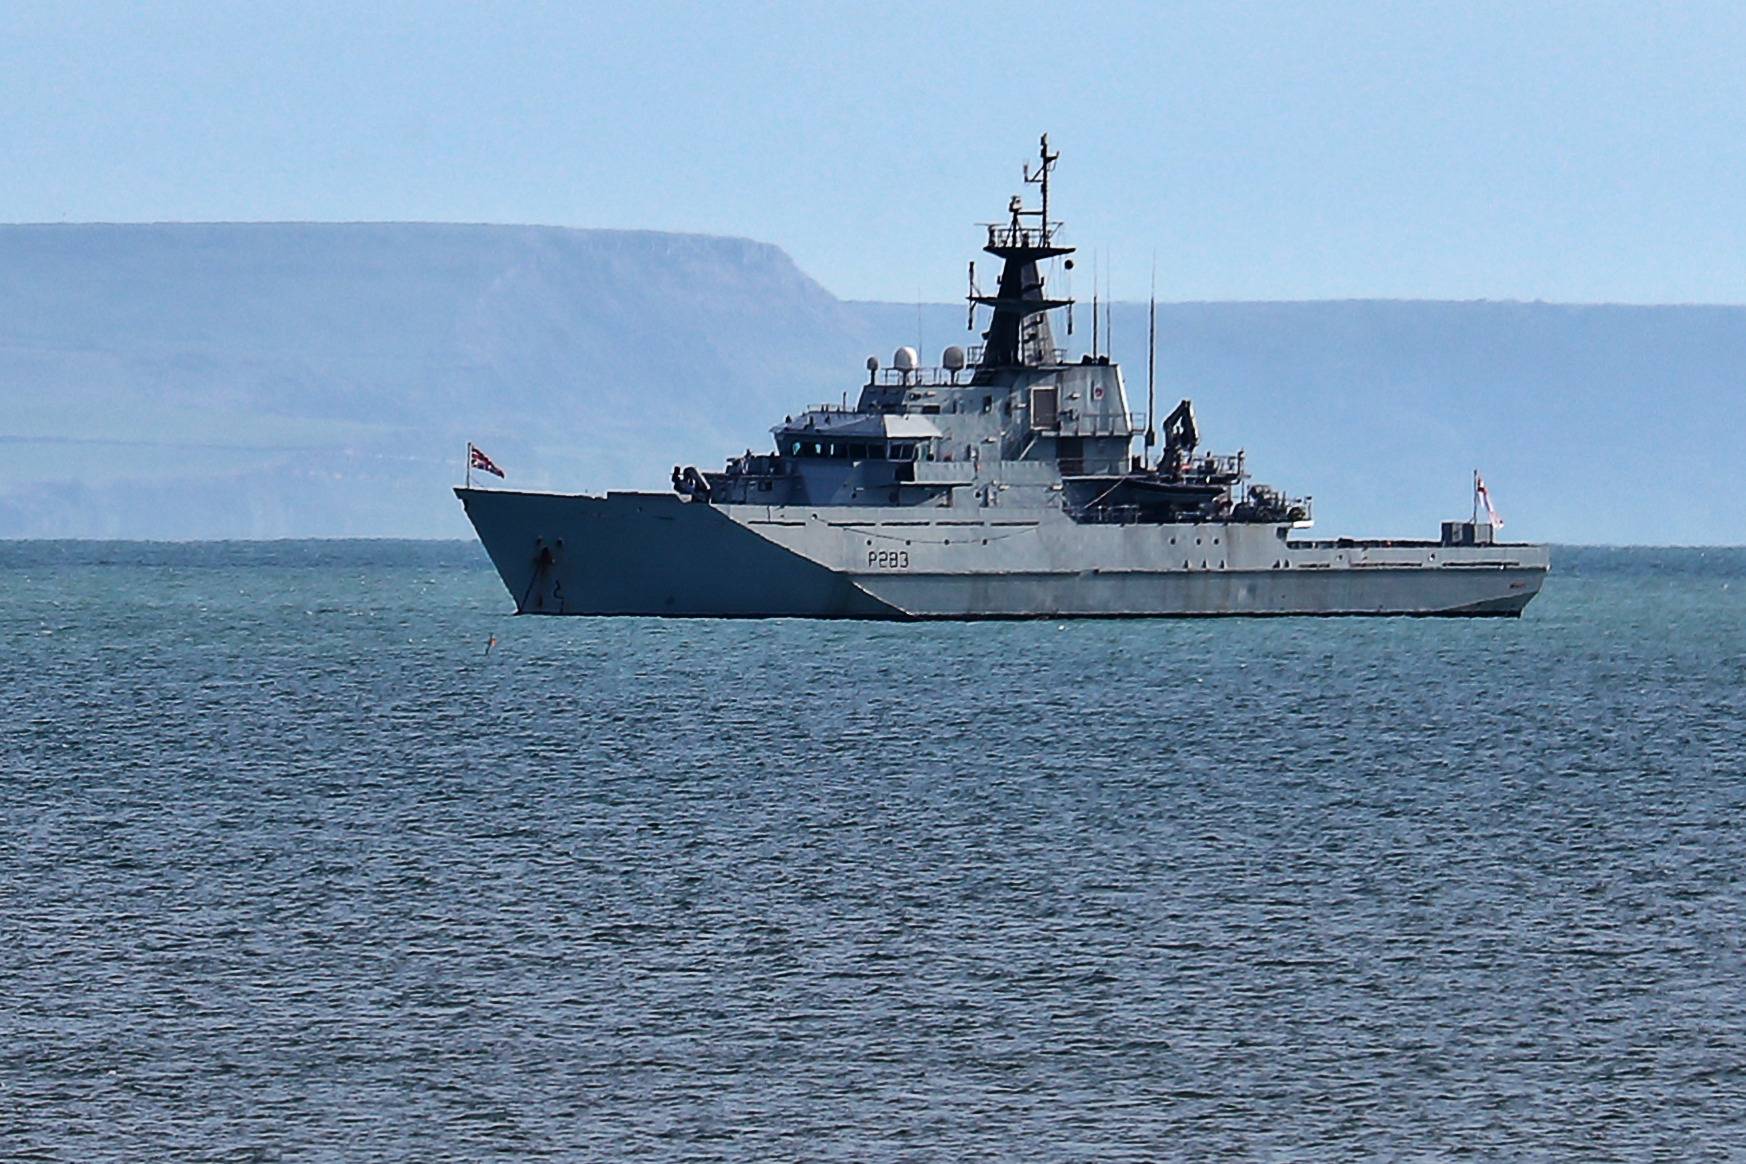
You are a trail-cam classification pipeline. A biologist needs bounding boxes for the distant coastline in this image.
[4,223,1744,543]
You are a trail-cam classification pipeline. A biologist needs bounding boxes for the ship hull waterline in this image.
[458,488,1547,620]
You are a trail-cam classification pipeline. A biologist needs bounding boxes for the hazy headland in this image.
[3,223,1742,544]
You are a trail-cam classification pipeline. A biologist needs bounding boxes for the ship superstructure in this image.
[459,138,1547,618]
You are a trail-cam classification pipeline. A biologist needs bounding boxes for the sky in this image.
[2,0,1743,304]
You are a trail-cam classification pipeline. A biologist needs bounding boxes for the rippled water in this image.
[4,542,1745,1161]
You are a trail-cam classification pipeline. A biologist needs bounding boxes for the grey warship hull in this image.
[458,138,1548,619]
[458,488,1546,619]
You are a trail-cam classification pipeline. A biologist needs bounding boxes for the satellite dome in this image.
[942,345,966,371]
[893,346,919,371]
[866,355,880,371]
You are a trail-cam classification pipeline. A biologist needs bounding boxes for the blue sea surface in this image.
[4,541,1744,1161]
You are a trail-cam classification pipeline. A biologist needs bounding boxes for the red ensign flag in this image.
[1476,476,1503,527]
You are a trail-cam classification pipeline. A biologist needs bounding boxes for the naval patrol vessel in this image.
[458,138,1547,619]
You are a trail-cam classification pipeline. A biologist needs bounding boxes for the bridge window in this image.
[849,443,867,460]
[889,443,915,461]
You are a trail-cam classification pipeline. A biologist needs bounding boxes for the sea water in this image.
[3,542,1744,1162]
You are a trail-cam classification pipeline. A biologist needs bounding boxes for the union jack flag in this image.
[469,443,505,478]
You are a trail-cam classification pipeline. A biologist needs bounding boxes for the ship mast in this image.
[970,134,1075,376]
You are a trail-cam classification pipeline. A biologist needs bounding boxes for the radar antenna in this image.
[1147,255,1157,448]
[1022,133,1061,247]
[970,134,1074,371]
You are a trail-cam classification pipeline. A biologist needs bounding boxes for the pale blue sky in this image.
[3,1,1742,303]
